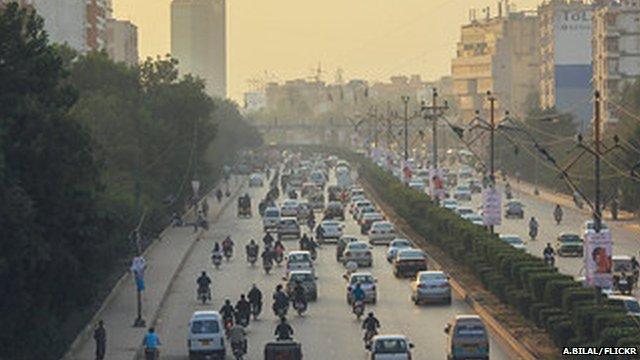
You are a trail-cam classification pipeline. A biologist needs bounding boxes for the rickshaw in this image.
[238,195,252,218]
[264,340,303,360]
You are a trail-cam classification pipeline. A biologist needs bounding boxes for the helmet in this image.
[225,299,231,305]
[240,294,246,299]
[276,284,283,291]
[368,312,374,317]
[201,271,206,276]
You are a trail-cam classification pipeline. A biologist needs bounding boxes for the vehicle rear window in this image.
[420,273,446,282]
[351,275,374,284]
[348,243,368,250]
[289,253,310,262]
[374,339,407,353]
[191,320,219,334]
[266,210,279,217]
[291,273,314,282]
[456,324,486,337]
[399,250,425,259]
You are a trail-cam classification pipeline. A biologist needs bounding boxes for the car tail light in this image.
[371,230,378,234]
[371,285,376,291]
[417,283,427,289]
[344,251,351,257]
[439,283,449,288]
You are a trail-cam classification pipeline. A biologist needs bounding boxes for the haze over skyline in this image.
[113,0,540,101]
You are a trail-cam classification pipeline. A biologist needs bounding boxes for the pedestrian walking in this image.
[93,320,106,360]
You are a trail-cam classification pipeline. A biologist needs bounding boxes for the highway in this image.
[153,173,513,359]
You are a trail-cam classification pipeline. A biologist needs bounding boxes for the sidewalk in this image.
[64,176,245,360]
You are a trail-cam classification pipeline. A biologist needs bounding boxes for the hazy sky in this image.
[113,0,540,101]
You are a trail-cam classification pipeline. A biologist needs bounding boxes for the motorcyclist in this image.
[362,312,380,342]
[274,316,294,341]
[505,182,512,199]
[248,284,263,315]
[554,204,563,225]
[299,233,310,251]
[220,299,235,325]
[351,282,366,304]
[263,231,274,248]
[227,322,247,355]
[196,271,212,300]
[142,327,161,360]
[211,242,223,261]
[529,217,539,240]
[307,211,316,229]
[246,239,259,260]
[272,284,290,315]
[274,240,285,262]
[292,281,307,310]
[235,294,251,326]
[543,243,555,266]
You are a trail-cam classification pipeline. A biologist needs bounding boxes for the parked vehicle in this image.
[607,295,640,317]
[411,271,451,304]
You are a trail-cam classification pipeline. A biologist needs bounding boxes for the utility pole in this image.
[421,88,449,169]
[401,95,410,161]
[488,92,497,186]
[594,91,602,233]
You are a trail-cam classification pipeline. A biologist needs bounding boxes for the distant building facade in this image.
[106,19,138,66]
[243,91,267,113]
[539,0,594,131]
[593,0,640,132]
[171,0,227,98]
[452,7,539,122]
[1,0,112,52]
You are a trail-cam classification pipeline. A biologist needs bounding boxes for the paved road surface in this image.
[154,174,512,359]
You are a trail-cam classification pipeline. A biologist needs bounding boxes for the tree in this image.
[0,4,107,358]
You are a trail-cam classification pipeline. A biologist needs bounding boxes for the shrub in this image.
[543,279,580,308]
[562,288,596,313]
[529,302,549,324]
[539,308,564,330]
[528,273,567,303]
[599,327,640,348]
[548,319,573,348]
[592,312,633,339]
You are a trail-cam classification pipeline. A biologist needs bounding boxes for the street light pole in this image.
[488,91,497,186]
[594,91,602,233]
[401,95,410,161]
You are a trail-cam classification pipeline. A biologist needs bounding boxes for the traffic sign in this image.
[482,188,502,226]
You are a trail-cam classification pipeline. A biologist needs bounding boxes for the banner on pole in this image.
[429,168,446,200]
[584,230,613,289]
[482,188,502,226]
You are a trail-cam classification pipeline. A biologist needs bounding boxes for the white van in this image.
[187,311,225,359]
[263,207,280,231]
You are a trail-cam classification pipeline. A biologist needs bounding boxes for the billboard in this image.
[554,5,592,66]
[482,188,502,226]
[429,168,446,200]
[584,230,613,289]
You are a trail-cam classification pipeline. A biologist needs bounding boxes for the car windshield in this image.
[374,339,408,353]
[559,234,581,243]
[191,320,220,334]
[323,222,340,228]
[456,324,486,337]
[289,253,310,263]
[351,275,374,284]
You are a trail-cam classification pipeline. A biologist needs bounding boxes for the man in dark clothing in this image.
[274,316,294,340]
[93,320,106,360]
[248,284,263,313]
[220,299,235,323]
[235,294,251,325]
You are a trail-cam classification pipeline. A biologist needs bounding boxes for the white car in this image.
[411,270,452,304]
[280,199,300,217]
[368,221,397,245]
[408,179,426,192]
[342,241,373,267]
[351,199,373,215]
[386,238,413,262]
[277,217,301,240]
[454,186,472,201]
[456,207,475,218]
[607,295,640,317]
[355,205,377,223]
[350,187,365,199]
[318,220,344,242]
[441,199,459,211]
[346,272,377,304]
[248,173,264,187]
[499,234,526,250]
[286,250,314,276]
[262,206,280,231]
[368,335,414,360]
[187,311,225,359]
[583,220,609,234]
[462,213,484,226]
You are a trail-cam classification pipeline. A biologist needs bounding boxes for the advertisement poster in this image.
[401,160,413,183]
[584,230,613,289]
[482,188,502,226]
[429,168,446,200]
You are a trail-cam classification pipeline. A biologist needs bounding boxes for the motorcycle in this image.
[529,226,538,241]
[197,287,211,305]
[212,254,223,269]
[263,260,273,274]
[144,348,159,360]
[616,276,632,295]
[275,249,284,265]
[247,253,257,266]
[224,317,234,336]
[232,341,247,360]
[544,253,555,267]
[273,303,288,318]
[352,300,364,320]
[363,329,377,349]
[293,299,307,316]
[224,247,233,261]
[236,312,250,328]
[251,301,262,319]
[309,246,317,261]
[554,211,562,225]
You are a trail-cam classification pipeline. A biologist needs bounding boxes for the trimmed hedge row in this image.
[313,147,640,351]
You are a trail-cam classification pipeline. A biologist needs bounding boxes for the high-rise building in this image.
[106,19,138,66]
[452,4,539,122]
[1,0,112,53]
[171,0,227,98]
[593,0,640,132]
[538,0,594,132]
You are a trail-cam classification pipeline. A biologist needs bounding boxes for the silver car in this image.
[386,238,412,262]
[411,271,451,304]
[346,272,377,304]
